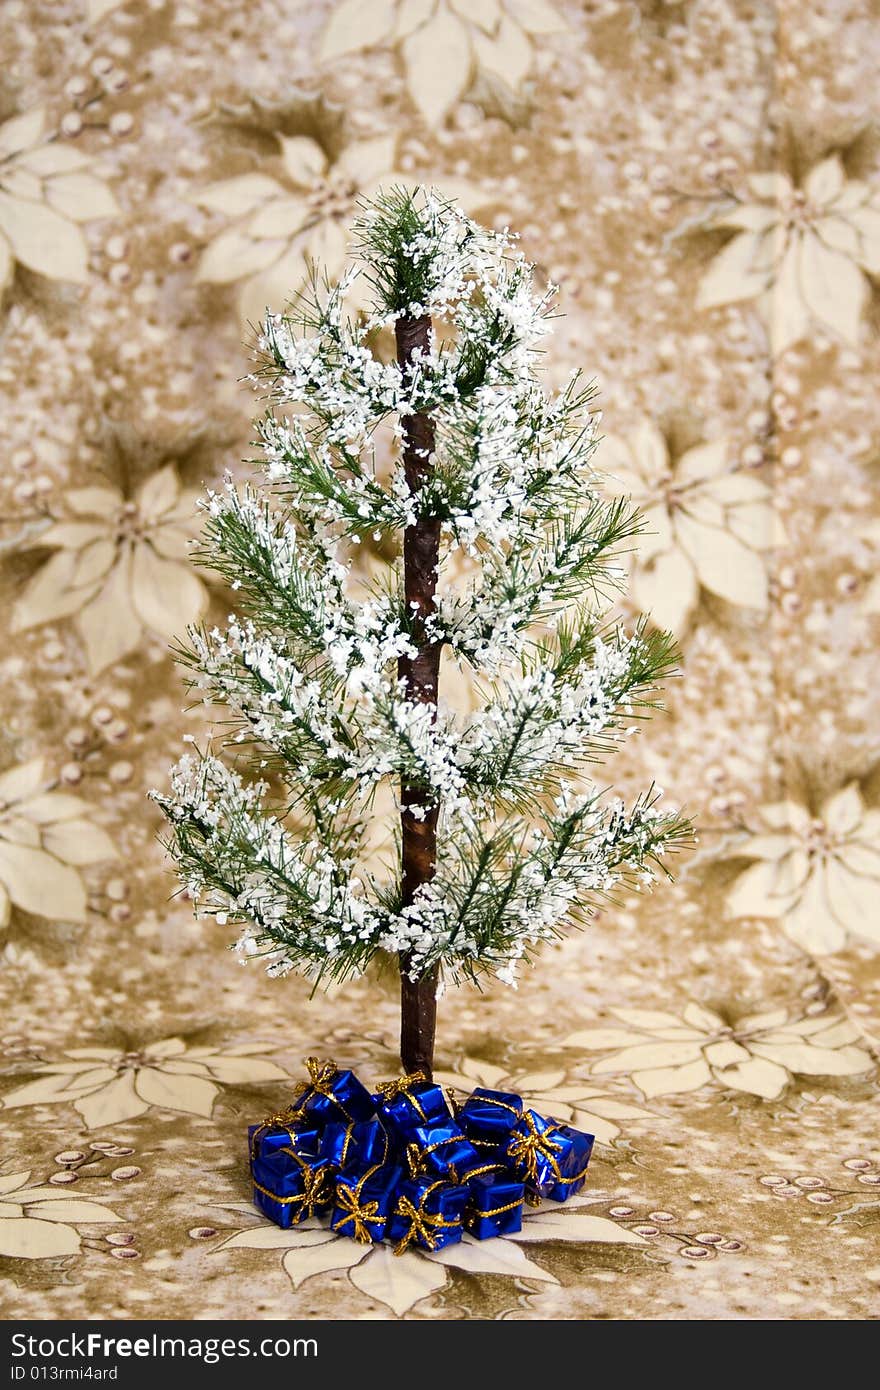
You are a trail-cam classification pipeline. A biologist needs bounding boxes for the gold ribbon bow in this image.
[250,1150,330,1224]
[506,1112,564,1185]
[304,1056,338,1098]
[375,1070,427,1102]
[393,1188,459,1256]
[284,1057,338,1117]
[293,1056,362,1123]
[250,1107,305,1160]
[445,1087,465,1119]
[375,1070,429,1122]
[404,1142,429,1179]
[332,1185,384,1244]
[294,1158,331,1220]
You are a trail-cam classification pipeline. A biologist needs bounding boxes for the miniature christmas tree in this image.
[151,190,691,1077]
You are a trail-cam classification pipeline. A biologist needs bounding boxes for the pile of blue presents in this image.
[249,1058,594,1254]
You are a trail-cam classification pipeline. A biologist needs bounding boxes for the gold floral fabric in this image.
[1,0,878,1321]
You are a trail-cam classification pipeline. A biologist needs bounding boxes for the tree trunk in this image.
[400,964,440,1080]
[396,311,441,1078]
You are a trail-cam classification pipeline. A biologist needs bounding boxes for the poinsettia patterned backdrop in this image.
[1,0,878,1321]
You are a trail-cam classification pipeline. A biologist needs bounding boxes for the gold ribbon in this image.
[332,1189,383,1244]
[506,1114,590,1193]
[331,1163,386,1244]
[405,1142,429,1179]
[471,1093,522,1121]
[292,1055,359,1124]
[393,1185,460,1256]
[304,1055,338,1098]
[465,1196,523,1226]
[249,1107,307,1161]
[251,1150,331,1222]
[506,1112,565,1184]
[375,1070,429,1122]
[460,1161,505,1183]
[336,1123,354,1169]
[415,1134,458,1158]
[295,1159,332,1219]
[279,1056,340,1120]
[404,1133,461,1178]
[334,1121,390,1169]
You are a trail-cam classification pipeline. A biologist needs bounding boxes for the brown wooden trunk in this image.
[400,963,440,1081]
[396,311,441,1078]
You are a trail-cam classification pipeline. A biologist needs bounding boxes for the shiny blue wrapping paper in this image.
[321,1117,390,1171]
[251,1147,334,1229]
[408,1120,482,1181]
[386,1177,470,1252]
[374,1077,451,1139]
[464,1172,525,1238]
[504,1109,594,1201]
[248,1059,595,1237]
[331,1162,402,1244]
[295,1057,375,1125]
[457,1087,523,1144]
[248,1114,321,1162]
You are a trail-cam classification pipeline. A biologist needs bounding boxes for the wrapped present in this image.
[387,1178,470,1254]
[504,1110,594,1202]
[251,1147,333,1229]
[293,1056,375,1125]
[457,1087,523,1145]
[406,1121,483,1182]
[331,1162,402,1244]
[321,1117,390,1171]
[246,1060,595,1245]
[248,1109,321,1163]
[374,1071,451,1140]
[464,1171,525,1239]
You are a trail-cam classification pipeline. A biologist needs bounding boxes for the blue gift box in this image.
[406,1120,483,1181]
[331,1162,402,1244]
[248,1112,321,1162]
[457,1087,523,1144]
[387,1178,470,1253]
[251,1147,333,1229]
[504,1110,594,1201]
[374,1073,451,1139]
[294,1056,375,1125]
[321,1117,390,1171]
[464,1172,525,1239]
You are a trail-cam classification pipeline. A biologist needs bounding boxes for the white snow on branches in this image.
[151,754,378,975]
[459,636,640,793]
[152,190,687,989]
[375,790,674,983]
[152,752,673,985]
[256,193,580,557]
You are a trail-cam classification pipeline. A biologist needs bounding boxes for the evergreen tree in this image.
[151,190,691,1077]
